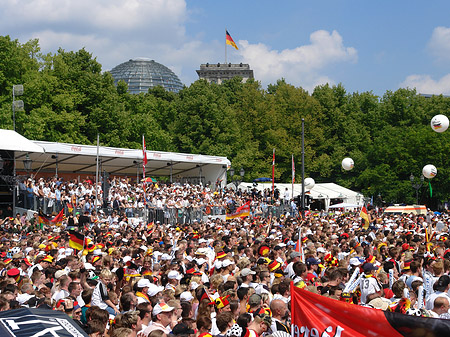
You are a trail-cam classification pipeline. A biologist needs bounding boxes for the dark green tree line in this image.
[1,36,450,207]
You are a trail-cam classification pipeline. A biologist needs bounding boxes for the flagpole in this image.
[225,28,227,64]
[142,135,147,226]
[95,134,99,213]
[272,148,275,201]
[291,154,295,207]
[301,118,305,216]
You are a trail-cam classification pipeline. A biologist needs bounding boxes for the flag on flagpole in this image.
[360,206,370,229]
[226,30,238,50]
[272,149,275,194]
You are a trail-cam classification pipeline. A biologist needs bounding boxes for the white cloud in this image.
[400,74,450,95]
[238,30,357,91]
[1,1,357,90]
[428,26,450,63]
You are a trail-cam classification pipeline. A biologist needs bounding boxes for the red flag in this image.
[272,148,275,194]
[142,135,148,166]
[290,282,450,337]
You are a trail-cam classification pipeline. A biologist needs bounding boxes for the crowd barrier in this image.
[15,194,296,225]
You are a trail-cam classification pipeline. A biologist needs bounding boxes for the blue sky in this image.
[2,0,450,96]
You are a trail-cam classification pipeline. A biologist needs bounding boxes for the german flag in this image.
[197,287,212,302]
[38,209,64,226]
[226,30,238,50]
[69,230,85,251]
[360,206,370,229]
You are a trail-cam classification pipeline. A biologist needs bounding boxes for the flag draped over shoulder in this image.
[226,30,238,50]
[360,206,370,229]
[226,201,250,220]
[290,282,450,337]
[69,230,85,251]
[38,209,64,226]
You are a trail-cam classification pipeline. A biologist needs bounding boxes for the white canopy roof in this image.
[239,182,364,211]
[0,130,230,184]
[0,130,44,153]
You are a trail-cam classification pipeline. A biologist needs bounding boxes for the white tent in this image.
[239,182,364,211]
[0,130,44,153]
[0,130,230,187]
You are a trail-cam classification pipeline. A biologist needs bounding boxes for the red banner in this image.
[291,283,450,337]
[291,283,400,337]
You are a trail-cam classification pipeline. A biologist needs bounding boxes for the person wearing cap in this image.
[143,302,176,336]
[136,278,152,304]
[359,263,382,304]
[166,270,182,292]
[27,254,52,278]
[305,258,320,286]
[284,251,302,280]
[239,268,256,288]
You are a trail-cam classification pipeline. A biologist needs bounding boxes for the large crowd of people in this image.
[1,178,450,337]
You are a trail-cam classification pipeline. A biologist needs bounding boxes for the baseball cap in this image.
[363,263,378,273]
[137,278,152,288]
[349,257,362,266]
[290,251,302,258]
[305,257,320,266]
[147,283,164,297]
[222,259,233,268]
[168,270,183,280]
[180,291,194,302]
[240,268,256,277]
[55,270,68,279]
[152,302,175,316]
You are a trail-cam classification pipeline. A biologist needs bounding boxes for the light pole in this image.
[410,173,424,205]
[229,167,245,190]
[12,85,24,131]
[51,155,58,178]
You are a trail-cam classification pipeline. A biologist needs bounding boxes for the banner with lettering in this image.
[290,283,450,337]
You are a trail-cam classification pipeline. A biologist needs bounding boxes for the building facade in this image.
[196,63,254,84]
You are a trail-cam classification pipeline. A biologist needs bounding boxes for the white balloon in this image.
[342,157,354,171]
[304,177,315,190]
[430,114,449,133]
[422,164,437,179]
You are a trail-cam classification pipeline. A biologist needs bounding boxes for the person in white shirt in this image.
[359,263,382,304]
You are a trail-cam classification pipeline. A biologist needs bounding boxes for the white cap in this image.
[84,263,95,270]
[190,281,200,290]
[214,260,223,269]
[168,270,182,280]
[196,258,207,265]
[317,247,326,253]
[349,257,362,266]
[152,302,175,316]
[137,278,152,288]
[180,291,194,302]
[222,259,233,268]
[123,256,132,264]
[147,283,164,297]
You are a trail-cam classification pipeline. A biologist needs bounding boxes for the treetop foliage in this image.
[1,36,450,207]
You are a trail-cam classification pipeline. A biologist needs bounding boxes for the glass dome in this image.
[109,58,184,94]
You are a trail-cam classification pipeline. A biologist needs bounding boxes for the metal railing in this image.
[15,194,298,224]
